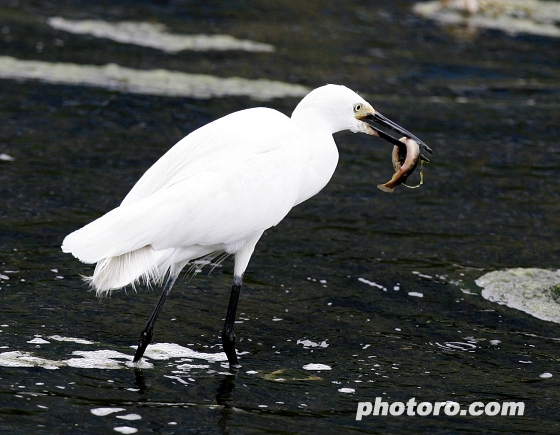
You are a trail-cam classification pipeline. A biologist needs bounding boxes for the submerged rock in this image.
[476,268,560,323]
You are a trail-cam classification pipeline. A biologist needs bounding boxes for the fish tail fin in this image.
[377,183,395,193]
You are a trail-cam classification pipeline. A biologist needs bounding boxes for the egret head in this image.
[292,84,432,154]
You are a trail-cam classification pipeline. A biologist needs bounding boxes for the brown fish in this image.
[377,137,422,193]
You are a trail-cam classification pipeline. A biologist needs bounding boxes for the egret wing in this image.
[62,111,310,264]
[122,107,294,206]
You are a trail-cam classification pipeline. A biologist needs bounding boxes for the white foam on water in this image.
[164,375,191,385]
[27,337,50,344]
[414,0,560,38]
[358,277,387,291]
[412,271,433,279]
[126,359,153,369]
[0,153,14,162]
[48,335,95,344]
[175,363,211,372]
[138,343,228,362]
[116,414,142,421]
[0,348,133,370]
[338,387,355,393]
[0,56,309,101]
[65,350,133,369]
[540,372,553,378]
[0,351,60,370]
[297,339,329,349]
[433,341,476,353]
[91,407,126,416]
[302,363,331,371]
[47,17,275,53]
[476,268,560,323]
[408,292,424,298]
[1,332,226,372]
[113,427,138,434]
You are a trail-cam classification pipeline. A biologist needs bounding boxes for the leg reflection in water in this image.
[131,365,240,434]
[133,368,148,394]
[216,372,238,434]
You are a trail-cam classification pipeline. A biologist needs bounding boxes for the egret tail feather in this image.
[86,246,230,296]
[86,245,163,295]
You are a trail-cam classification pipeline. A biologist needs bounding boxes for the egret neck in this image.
[291,101,342,206]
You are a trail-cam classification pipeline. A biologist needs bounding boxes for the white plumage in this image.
[62,84,430,367]
[62,85,370,294]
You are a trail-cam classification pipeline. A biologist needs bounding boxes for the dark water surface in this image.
[1,1,560,434]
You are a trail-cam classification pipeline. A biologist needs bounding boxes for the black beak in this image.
[363,111,433,154]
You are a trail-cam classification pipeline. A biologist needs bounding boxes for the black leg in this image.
[133,274,177,363]
[222,275,243,368]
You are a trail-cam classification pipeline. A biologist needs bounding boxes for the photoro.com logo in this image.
[356,397,525,420]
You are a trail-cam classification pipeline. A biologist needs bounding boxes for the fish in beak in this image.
[377,137,429,193]
[357,108,432,192]
[360,110,432,155]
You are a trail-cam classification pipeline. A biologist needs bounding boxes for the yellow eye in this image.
[353,103,362,113]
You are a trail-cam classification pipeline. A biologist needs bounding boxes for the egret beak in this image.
[362,111,433,154]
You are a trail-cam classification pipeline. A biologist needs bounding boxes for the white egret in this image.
[62,84,431,368]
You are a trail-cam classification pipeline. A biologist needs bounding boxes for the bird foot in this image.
[133,330,153,363]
